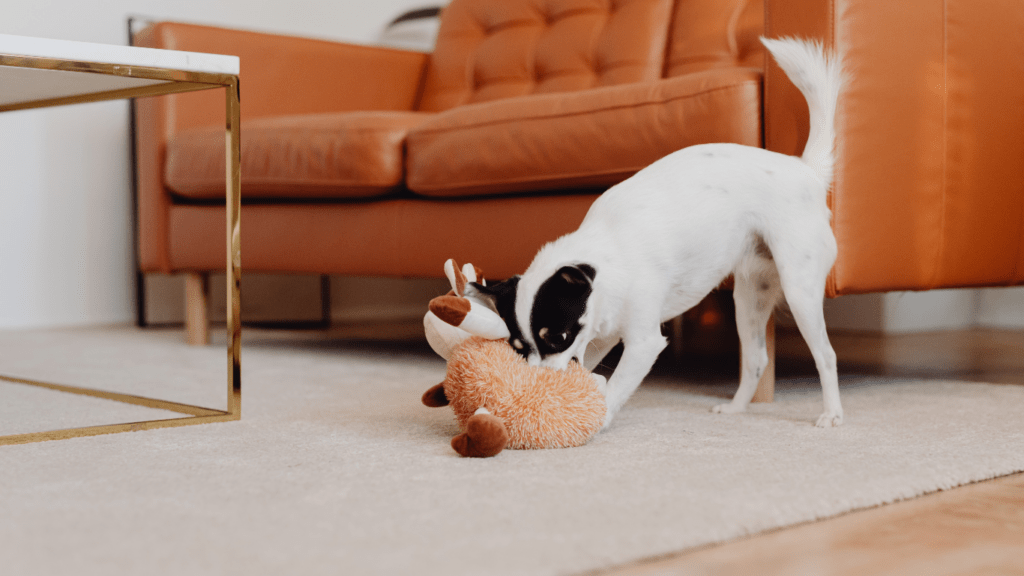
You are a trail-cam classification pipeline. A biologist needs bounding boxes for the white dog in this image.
[470,37,846,429]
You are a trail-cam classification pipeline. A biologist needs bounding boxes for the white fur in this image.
[515,37,845,429]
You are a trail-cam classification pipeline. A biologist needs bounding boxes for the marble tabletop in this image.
[0,32,239,109]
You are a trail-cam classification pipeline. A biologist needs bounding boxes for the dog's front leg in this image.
[582,335,620,372]
[602,331,666,430]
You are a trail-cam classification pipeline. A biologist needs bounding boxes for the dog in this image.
[469,37,846,429]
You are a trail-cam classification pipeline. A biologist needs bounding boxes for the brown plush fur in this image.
[451,413,509,457]
[443,337,605,450]
[429,295,470,326]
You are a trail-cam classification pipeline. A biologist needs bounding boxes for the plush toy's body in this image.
[423,260,606,458]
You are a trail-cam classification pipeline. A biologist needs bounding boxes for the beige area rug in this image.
[1,326,1023,576]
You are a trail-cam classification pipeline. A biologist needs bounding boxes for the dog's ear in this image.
[466,276,524,349]
[543,264,596,308]
[556,264,596,288]
[466,276,519,316]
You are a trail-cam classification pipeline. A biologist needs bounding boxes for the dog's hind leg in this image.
[713,261,781,415]
[773,234,843,427]
[788,297,842,427]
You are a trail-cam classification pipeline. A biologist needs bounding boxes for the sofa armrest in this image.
[765,0,1024,295]
[134,21,429,129]
[134,22,430,272]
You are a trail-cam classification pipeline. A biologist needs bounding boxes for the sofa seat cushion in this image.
[405,67,762,198]
[165,111,432,200]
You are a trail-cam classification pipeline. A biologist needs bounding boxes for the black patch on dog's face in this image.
[467,276,529,358]
[530,264,596,359]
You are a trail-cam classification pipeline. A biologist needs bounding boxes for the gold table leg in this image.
[225,78,242,418]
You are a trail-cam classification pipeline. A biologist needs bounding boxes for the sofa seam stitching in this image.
[408,79,760,136]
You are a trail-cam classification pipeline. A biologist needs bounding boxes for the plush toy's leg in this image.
[451,408,508,458]
[422,383,450,407]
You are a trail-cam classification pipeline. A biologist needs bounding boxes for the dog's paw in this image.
[591,373,608,396]
[711,402,746,415]
[600,406,618,431]
[815,411,844,428]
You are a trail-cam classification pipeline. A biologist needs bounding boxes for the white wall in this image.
[976,287,1024,329]
[819,288,1024,333]
[0,0,437,329]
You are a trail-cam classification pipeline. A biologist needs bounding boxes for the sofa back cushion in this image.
[418,0,675,112]
[665,0,764,77]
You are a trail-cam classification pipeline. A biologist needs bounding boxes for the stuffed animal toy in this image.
[422,260,607,458]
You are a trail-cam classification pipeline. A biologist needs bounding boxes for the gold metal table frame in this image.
[0,49,241,446]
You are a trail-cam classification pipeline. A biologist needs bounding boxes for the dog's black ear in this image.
[544,264,596,307]
[466,276,519,316]
[467,276,525,352]
[557,264,596,287]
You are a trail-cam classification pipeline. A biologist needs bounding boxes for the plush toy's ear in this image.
[429,295,510,340]
[421,383,449,407]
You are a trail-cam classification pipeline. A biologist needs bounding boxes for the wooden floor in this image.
[598,325,1024,576]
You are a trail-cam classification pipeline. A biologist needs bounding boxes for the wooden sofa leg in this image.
[669,315,685,359]
[751,314,776,403]
[184,272,210,346]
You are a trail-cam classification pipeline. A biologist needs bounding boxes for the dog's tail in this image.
[761,37,844,189]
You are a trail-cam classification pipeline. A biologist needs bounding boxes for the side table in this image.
[0,33,241,445]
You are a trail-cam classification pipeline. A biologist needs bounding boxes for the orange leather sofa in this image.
[135,0,1024,396]
[765,0,1024,297]
[133,0,765,341]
